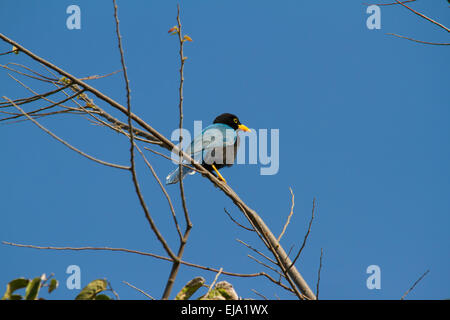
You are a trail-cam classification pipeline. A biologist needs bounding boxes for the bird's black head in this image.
[213,113,251,132]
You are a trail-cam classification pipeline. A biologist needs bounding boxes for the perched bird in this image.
[166,113,251,185]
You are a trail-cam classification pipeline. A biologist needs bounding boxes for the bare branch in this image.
[363,0,416,6]
[248,254,285,279]
[316,248,323,300]
[80,69,122,81]
[1,86,85,123]
[7,62,58,82]
[386,33,450,45]
[393,0,450,33]
[401,269,430,300]
[278,187,295,242]
[0,79,71,108]
[251,289,268,300]
[111,0,177,263]
[173,3,192,232]
[135,144,183,240]
[107,281,120,300]
[162,4,193,300]
[0,62,57,83]
[122,281,154,300]
[0,33,163,144]
[224,208,255,232]
[176,3,191,230]
[203,267,223,299]
[234,204,308,299]
[0,49,15,56]
[3,96,130,170]
[2,240,293,292]
[288,198,316,271]
[236,239,276,265]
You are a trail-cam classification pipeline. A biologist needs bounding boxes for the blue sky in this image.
[0,0,449,300]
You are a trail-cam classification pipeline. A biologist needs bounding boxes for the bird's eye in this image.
[233,118,238,123]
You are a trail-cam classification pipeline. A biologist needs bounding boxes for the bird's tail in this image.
[165,165,195,185]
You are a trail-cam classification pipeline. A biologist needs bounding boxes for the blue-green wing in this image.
[166,124,236,185]
[186,124,237,162]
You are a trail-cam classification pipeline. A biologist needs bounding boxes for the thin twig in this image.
[1,240,293,292]
[1,87,85,123]
[3,96,130,170]
[386,33,450,45]
[278,187,295,242]
[30,64,162,146]
[162,5,193,300]
[235,204,307,299]
[0,33,163,145]
[112,0,135,169]
[176,3,190,228]
[5,73,81,113]
[0,62,57,83]
[135,144,183,240]
[0,49,15,56]
[363,0,416,6]
[107,281,120,300]
[0,79,71,108]
[80,69,122,81]
[248,255,285,279]
[1,110,86,125]
[224,208,255,232]
[236,239,276,265]
[203,268,223,299]
[401,269,430,300]
[112,0,177,263]
[393,0,450,33]
[316,248,323,300]
[251,289,268,300]
[7,62,58,82]
[288,198,316,271]
[122,281,154,300]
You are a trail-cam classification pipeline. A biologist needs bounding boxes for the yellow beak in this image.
[238,124,251,132]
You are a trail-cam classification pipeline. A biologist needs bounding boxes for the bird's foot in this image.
[212,164,227,184]
[218,175,227,184]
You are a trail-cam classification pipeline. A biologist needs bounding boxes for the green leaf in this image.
[175,277,205,300]
[1,278,29,300]
[213,281,238,300]
[201,281,238,300]
[24,277,42,300]
[75,279,108,300]
[48,279,59,294]
[94,294,111,300]
[201,288,221,300]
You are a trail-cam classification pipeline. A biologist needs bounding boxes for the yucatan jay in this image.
[166,113,251,185]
